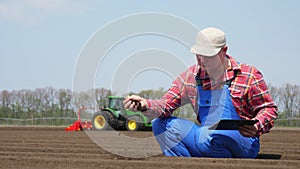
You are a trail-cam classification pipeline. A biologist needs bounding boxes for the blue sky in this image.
[1,0,300,93]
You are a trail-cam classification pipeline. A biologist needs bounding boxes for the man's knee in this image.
[152,117,175,136]
[152,118,162,136]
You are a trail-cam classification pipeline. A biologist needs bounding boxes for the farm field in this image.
[0,127,299,169]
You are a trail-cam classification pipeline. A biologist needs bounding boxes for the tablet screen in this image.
[208,119,259,130]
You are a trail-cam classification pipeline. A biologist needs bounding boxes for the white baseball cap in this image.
[190,27,226,57]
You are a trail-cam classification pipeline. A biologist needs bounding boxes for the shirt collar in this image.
[197,54,241,82]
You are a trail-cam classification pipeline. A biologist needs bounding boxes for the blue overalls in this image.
[152,78,260,158]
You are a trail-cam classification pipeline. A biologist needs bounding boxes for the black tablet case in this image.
[208,119,259,130]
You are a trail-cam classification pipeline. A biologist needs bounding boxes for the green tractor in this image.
[92,96,152,131]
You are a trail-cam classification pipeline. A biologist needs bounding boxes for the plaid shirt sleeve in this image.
[144,65,198,118]
[246,66,278,136]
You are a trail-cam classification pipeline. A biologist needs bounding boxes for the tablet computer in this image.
[208,119,259,130]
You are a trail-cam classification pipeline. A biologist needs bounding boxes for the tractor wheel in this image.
[126,115,143,131]
[92,111,111,131]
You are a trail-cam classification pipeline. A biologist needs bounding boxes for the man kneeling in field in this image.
[124,27,278,158]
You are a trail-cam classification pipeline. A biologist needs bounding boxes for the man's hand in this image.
[238,124,258,137]
[123,95,148,112]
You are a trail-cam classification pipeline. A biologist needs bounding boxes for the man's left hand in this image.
[238,124,258,137]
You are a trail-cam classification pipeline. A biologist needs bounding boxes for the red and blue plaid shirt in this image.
[146,55,278,136]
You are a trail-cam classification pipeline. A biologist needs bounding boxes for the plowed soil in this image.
[0,127,299,169]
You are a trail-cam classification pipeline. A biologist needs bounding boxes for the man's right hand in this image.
[123,95,148,112]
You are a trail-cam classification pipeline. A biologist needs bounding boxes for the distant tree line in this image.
[268,83,300,119]
[0,83,299,122]
[0,87,114,119]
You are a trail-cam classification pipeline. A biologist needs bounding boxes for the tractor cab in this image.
[107,96,127,117]
[108,96,124,110]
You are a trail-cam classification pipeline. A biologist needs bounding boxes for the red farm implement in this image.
[65,106,93,131]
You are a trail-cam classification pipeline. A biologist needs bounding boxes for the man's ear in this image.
[223,46,228,53]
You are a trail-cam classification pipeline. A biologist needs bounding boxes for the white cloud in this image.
[0,0,92,24]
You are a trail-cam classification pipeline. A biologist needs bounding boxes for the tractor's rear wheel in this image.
[92,111,110,130]
[92,111,118,130]
[126,115,143,131]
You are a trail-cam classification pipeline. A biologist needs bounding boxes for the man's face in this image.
[196,48,226,79]
[197,54,222,71]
